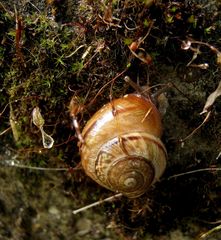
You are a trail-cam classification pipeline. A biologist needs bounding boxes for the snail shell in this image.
[80,94,167,198]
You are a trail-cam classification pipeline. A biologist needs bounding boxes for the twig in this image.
[0,2,14,17]
[137,21,154,49]
[14,5,25,66]
[168,167,221,180]
[65,45,86,58]
[0,127,11,136]
[87,68,128,108]
[1,161,69,171]
[27,1,40,12]
[188,39,221,55]
[199,219,221,225]
[124,76,144,93]
[180,111,211,143]
[123,20,138,31]
[72,117,84,144]
[0,103,10,117]
[73,193,123,214]
[199,224,221,239]
[216,151,221,160]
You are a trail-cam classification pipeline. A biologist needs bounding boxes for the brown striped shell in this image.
[80,94,167,198]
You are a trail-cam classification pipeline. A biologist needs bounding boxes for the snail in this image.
[71,78,167,198]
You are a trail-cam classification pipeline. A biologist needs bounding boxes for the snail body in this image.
[79,93,167,198]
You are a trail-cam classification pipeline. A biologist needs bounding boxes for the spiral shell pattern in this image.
[80,94,167,198]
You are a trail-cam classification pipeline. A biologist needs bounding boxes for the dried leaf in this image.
[32,106,45,128]
[201,81,221,114]
[32,106,54,149]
